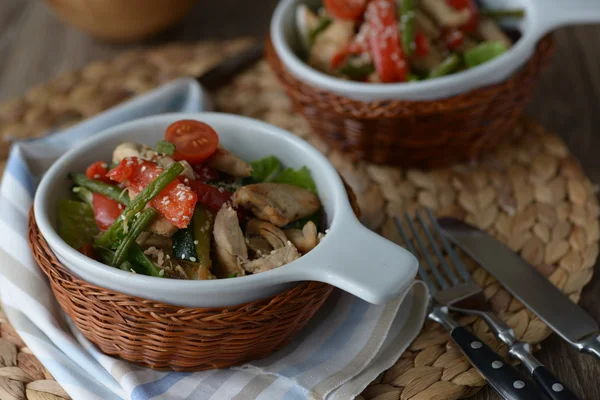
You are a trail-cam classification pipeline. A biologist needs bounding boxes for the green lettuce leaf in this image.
[273,166,317,194]
[250,156,281,182]
[58,199,99,250]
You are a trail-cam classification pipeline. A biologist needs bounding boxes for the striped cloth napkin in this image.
[0,78,429,400]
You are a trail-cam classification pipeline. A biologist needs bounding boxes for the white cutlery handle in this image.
[297,217,418,304]
[533,0,600,35]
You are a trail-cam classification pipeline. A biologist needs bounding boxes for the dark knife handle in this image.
[531,366,579,400]
[450,326,548,400]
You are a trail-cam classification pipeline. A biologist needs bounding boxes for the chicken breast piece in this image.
[246,219,288,250]
[284,221,318,254]
[112,142,142,164]
[243,243,300,274]
[309,20,355,73]
[206,148,253,177]
[233,183,321,227]
[213,206,247,277]
[156,156,196,180]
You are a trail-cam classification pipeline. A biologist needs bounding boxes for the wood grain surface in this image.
[1,1,599,399]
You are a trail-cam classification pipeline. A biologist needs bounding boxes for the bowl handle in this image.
[294,217,418,304]
[532,0,600,35]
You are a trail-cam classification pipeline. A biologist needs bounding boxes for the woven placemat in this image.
[0,39,597,400]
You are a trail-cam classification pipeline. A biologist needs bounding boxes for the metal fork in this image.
[395,209,578,400]
[395,210,548,400]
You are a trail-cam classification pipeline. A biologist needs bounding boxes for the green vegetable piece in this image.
[406,73,420,82]
[228,272,238,278]
[273,166,318,194]
[338,61,375,80]
[96,162,184,248]
[172,228,198,262]
[72,186,93,205]
[57,200,99,250]
[250,156,282,183]
[154,140,176,156]
[428,54,462,78]
[309,16,332,46]
[112,208,157,267]
[481,8,525,19]
[399,0,416,56]
[130,244,163,277]
[464,41,507,68]
[119,261,134,272]
[71,174,129,205]
[94,246,115,265]
[192,204,213,269]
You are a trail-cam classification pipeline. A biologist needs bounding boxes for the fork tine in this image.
[404,213,450,290]
[393,216,437,293]
[416,210,461,286]
[426,208,472,282]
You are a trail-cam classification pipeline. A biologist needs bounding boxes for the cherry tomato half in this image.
[324,0,367,20]
[78,243,96,259]
[165,120,219,164]
[92,193,124,231]
[414,33,430,58]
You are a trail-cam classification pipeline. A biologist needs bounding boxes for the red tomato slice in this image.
[92,193,124,231]
[414,33,430,57]
[107,158,197,229]
[78,243,96,259]
[86,161,112,184]
[366,0,407,83]
[165,120,219,164]
[186,180,233,213]
[446,0,479,33]
[324,0,367,20]
[441,28,465,51]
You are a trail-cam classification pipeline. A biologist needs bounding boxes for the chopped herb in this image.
[154,140,176,156]
[228,272,238,278]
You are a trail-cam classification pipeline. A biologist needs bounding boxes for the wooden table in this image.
[1,1,599,399]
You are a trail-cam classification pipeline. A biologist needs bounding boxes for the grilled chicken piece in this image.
[246,219,288,250]
[136,232,173,248]
[421,0,471,28]
[112,142,142,164]
[206,148,252,178]
[213,206,247,277]
[284,221,318,254]
[476,18,513,48]
[157,156,196,180]
[233,183,321,227]
[309,19,355,73]
[148,214,179,237]
[243,242,300,274]
[246,236,272,257]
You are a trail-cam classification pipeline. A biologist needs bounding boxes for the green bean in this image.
[94,246,115,265]
[96,162,183,248]
[399,0,416,56]
[71,174,130,205]
[130,244,163,277]
[112,208,157,267]
[192,205,213,270]
[482,9,525,19]
[428,54,462,78]
[72,186,93,205]
[464,41,507,68]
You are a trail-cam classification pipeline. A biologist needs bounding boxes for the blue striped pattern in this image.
[0,79,427,400]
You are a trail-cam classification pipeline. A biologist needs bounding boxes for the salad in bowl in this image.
[59,119,326,281]
[296,0,522,83]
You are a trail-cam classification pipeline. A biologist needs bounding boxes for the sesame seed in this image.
[194,240,199,245]
[189,257,197,262]
[159,269,165,276]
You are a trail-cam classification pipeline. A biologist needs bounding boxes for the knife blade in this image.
[437,217,600,359]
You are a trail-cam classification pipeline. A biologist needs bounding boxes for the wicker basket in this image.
[28,184,359,371]
[266,36,555,168]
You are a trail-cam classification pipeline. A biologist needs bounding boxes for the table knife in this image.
[437,217,600,362]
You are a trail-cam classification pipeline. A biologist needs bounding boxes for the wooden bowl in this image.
[43,0,198,42]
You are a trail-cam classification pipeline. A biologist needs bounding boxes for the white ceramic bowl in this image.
[271,0,600,101]
[34,112,418,308]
